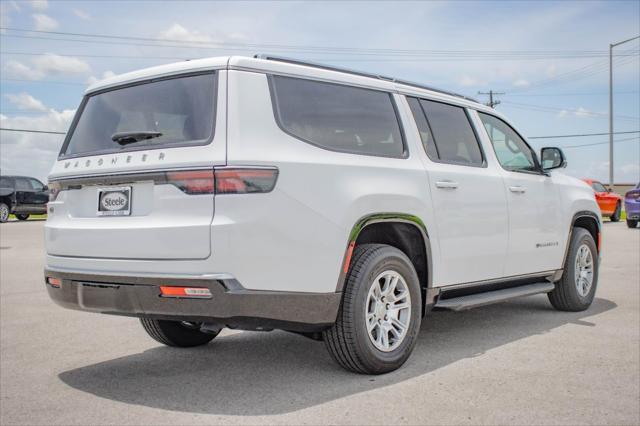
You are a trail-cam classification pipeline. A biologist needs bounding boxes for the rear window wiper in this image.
[111,131,163,145]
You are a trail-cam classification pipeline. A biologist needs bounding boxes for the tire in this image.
[15,214,29,221]
[0,203,9,223]
[610,203,621,222]
[548,228,598,312]
[627,219,638,228]
[140,319,217,347]
[323,244,422,374]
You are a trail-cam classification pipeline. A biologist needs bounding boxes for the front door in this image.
[476,112,564,276]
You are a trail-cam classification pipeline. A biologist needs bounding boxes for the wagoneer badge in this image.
[97,187,131,216]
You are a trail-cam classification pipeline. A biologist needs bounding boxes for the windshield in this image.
[61,72,216,158]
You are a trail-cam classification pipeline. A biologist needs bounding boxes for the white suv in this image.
[45,56,601,374]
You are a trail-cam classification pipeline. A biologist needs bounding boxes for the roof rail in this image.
[253,54,479,104]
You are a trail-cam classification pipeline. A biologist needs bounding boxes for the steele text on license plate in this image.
[97,186,131,216]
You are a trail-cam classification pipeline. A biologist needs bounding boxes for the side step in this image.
[435,282,555,311]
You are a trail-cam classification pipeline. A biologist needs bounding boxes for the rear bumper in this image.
[624,201,640,220]
[44,269,341,332]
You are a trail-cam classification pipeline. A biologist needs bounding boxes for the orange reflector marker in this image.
[159,286,212,299]
[343,241,356,274]
[47,277,62,288]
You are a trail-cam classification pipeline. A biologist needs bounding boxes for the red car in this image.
[582,179,623,221]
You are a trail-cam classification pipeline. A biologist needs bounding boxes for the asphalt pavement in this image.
[1,220,638,425]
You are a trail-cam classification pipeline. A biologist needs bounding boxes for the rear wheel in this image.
[627,219,638,228]
[323,244,422,374]
[610,203,621,222]
[548,228,598,312]
[0,203,8,223]
[15,214,29,221]
[140,319,218,347]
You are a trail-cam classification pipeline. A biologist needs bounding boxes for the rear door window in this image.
[269,76,405,158]
[407,97,484,166]
[15,178,31,191]
[61,72,217,158]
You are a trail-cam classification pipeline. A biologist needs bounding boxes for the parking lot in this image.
[0,220,638,425]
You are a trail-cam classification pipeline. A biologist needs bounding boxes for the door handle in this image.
[509,185,527,193]
[435,180,459,189]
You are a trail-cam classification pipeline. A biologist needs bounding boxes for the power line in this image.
[1,27,638,60]
[1,78,86,86]
[501,101,639,122]
[0,128,66,135]
[528,130,640,139]
[1,128,637,150]
[562,136,639,149]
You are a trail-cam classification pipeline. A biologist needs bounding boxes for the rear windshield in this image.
[61,72,217,158]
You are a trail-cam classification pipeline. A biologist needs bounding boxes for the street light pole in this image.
[609,35,639,189]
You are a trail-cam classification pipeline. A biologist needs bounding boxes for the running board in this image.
[435,282,555,311]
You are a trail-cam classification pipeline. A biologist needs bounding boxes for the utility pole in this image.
[478,90,505,108]
[609,35,639,189]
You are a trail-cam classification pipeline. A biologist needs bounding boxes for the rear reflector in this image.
[159,286,212,299]
[47,277,62,288]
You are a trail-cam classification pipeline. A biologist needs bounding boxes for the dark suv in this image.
[0,175,49,223]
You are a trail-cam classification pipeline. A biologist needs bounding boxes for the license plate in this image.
[97,186,131,216]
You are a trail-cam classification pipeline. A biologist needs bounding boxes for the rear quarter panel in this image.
[220,70,438,293]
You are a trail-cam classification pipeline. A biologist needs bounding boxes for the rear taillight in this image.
[165,167,278,195]
[626,192,640,200]
[166,170,215,194]
[48,181,61,201]
[214,168,278,194]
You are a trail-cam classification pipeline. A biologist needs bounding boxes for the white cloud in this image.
[29,0,48,11]
[458,75,486,87]
[556,110,568,118]
[0,1,21,32]
[32,13,58,31]
[5,93,48,112]
[72,8,91,20]
[0,109,75,182]
[3,54,91,80]
[512,79,530,87]
[621,163,640,175]
[159,23,212,43]
[87,70,117,86]
[573,107,594,117]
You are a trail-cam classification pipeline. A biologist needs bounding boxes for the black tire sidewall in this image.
[610,203,621,221]
[627,220,638,228]
[349,247,421,372]
[563,229,598,308]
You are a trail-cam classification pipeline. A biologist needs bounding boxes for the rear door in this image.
[476,112,563,276]
[46,70,227,260]
[406,97,509,286]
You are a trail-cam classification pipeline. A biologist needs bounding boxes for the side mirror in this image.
[43,185,48,191]
[607,187,612,193]
[540,147,567,171]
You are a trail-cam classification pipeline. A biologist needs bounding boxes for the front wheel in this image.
[548,228,598,312]
[628,219,638,228]
[15,214,29,221]
[610,203,621,222]
[0,203,9,223]
[140,319,218,347]
[323,244,422,374]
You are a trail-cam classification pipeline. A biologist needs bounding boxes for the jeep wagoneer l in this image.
[45,56,601,374]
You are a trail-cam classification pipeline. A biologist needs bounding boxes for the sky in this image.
[0,0,638,183]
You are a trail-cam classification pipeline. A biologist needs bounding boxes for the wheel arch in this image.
[336,213,435,316]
